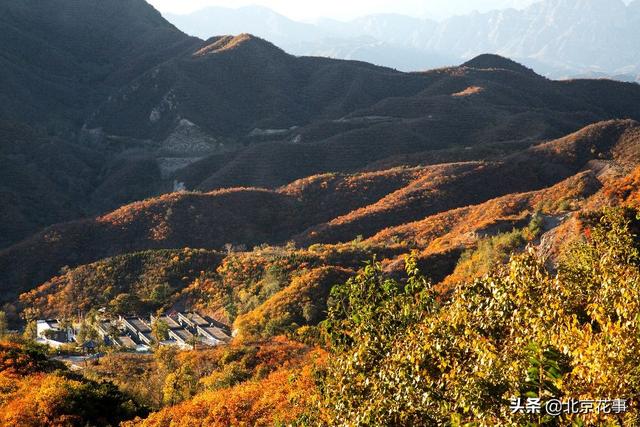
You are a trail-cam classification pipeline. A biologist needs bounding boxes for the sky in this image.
[147,0,541,21]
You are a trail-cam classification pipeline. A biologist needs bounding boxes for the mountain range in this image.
[0,0,639,303]
[3,0,640,343]
[166,0,640,80]
[2,0,640,424]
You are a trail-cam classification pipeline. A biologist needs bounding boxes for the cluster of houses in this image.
[36,312,232,352]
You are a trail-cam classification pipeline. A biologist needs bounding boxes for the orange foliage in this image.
[234,267,352,340]
[369,171,596,253]
[603,166,640,206]
[0,341,144,426]
[451,85,484,97]
[129,343,325,427]
[0,373,84,426]
[0,341,61,376]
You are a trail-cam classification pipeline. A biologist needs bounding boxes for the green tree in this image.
[109,293,142,315]
[318,208,640,426]
[0,311,7,339]
[150,283,172,305]
[76,319,99,350]
[322,253,437,425]
[23,320,37,340]
[152,318,169,343]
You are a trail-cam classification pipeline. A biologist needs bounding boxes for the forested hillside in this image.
[1,0,640,425]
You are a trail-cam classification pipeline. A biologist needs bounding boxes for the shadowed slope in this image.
[2,120,638,303]
[0,189,300,301]
[293,120,640,245]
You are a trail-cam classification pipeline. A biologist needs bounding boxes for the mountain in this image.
[166,6,325,47]
[2,2,640,424]
[2,118,640,302]
[87,33,428,140]
[427,0,638,73]
[0,0,198,128]
[1,0,640,255]
[2,0,640,263]
[462,54,539,75]
[171,59,640,191]
[0,1,427,249]
[165,7,456,72]
[0,0,203,248]
[163,0,640,78]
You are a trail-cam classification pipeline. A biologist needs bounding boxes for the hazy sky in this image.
[148,0,541,21]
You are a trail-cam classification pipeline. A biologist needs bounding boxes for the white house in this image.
[36,319,75,348]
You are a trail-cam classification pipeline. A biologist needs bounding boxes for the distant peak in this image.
[193,33,284,57]
[462,54,538,77]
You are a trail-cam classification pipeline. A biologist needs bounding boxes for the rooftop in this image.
[171,328,194,342]
[154,315,181,329]
[116,336,137,348]
[125,318,152,333]
[200,326,231,342]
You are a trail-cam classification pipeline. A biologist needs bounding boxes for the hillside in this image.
[3,27,640,330]
[0,2,423,249]
[3,0,640,254]
[87,33,428,140]
[3,119,639,309]
[0,188,302,301]
[0,0,197,127]
[293,120,640,245]
[0,340,146,425]
[172,64,640,191]
[3,2,640,424]
[0,0,199,247]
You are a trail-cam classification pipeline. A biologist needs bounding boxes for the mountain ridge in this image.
[2,119,638,304]
[1,0,639,315]
[163,0,640,79]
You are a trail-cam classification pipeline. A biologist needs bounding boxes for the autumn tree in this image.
[319,208,640,426]
[321,253,437,425]
[0,341,147,425]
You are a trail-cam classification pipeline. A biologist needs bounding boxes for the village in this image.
[36,311,232,353]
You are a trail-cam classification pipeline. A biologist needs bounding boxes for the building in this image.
[197,325,232,346]
[177,312,210,329]
[168,328,196,348]
[150,314,182,330]
[121,317,154,347]
[36,319,75,348]
[36,311,231,351]
[114,335,138,349]
[119,312,232,350]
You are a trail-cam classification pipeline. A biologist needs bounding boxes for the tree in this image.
[319,209,640,426]
[76,319,99,350]
[0,311,7,339]
[152,318,169,343]
[23,321,37,341]
[150,283,172,306]
[188,334,200,351]
[109,293,141,315]
[154,345,178,373]
[162,365,197,406]
[42,329,60,340]
[0,341,147,425]
[322,253,437,425]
